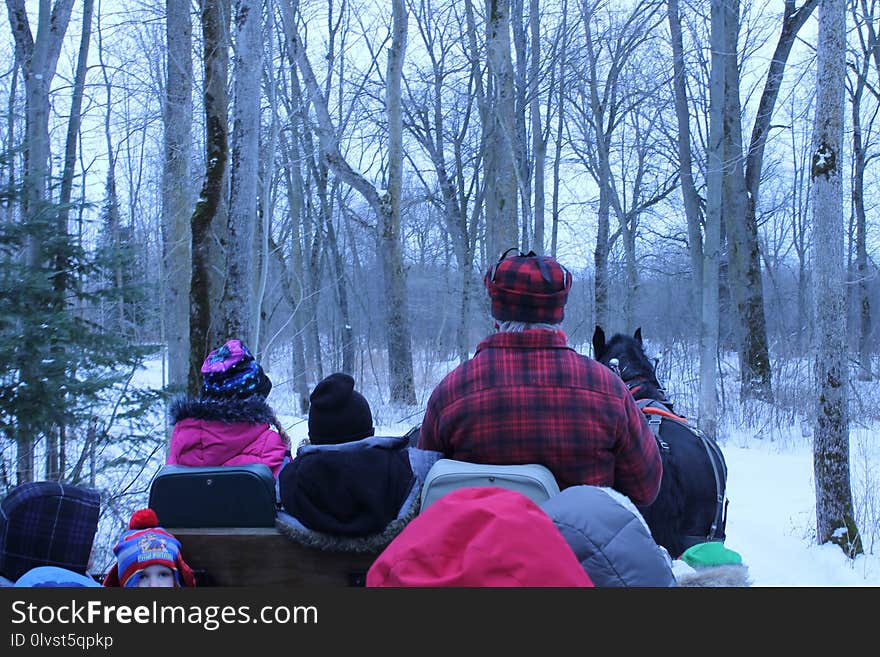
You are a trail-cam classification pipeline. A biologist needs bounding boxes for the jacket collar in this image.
[295,434,410,457]
[475,328,570,354]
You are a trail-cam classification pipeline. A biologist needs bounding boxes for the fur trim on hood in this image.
[169,396,279,426]
[676,564,751,587]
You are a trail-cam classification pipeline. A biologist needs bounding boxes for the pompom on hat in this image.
[307,373,375,444]
[101,509,196,588]
[484,248,572,324]
[201,339,272,401]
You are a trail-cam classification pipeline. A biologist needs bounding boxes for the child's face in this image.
[136,564,176,587]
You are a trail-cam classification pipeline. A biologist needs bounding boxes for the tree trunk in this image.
[485,0,518,260]
[739,0,818,399]
[550,0,567,259]
[810,0,861,557]
[279,129,310,413]
[382,0,417,404]
[667,0,704,309]
[511,0,531,252]
[222,0,261,344]
[850,14,872,381]
[189,0,229,395]
[162,0,194,397]
[530,0,545,254]
[700,0,725,438]
[253,16,280,357]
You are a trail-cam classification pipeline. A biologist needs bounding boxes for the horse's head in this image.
[592,326,669,405]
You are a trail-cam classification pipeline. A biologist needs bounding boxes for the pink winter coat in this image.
[166,397,288,477]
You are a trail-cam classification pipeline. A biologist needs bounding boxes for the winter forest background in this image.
[1,0,878,577]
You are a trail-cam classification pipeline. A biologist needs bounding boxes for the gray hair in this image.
[496,320,561,332]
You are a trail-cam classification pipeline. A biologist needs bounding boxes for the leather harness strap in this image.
[635,398,727,543]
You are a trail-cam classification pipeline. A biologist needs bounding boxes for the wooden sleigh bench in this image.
[149,464,391,587]
[166,526,379,587]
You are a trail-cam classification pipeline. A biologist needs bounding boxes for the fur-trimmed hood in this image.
[169,396,280,426]
[276,447,442,553]
[166,396,288,477]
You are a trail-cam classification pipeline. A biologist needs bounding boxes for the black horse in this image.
[592,326,728,559]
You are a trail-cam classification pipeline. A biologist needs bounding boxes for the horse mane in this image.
[592,326,672,409]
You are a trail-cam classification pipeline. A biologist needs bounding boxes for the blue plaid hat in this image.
[200,339,272,400]
[0,482,100,581]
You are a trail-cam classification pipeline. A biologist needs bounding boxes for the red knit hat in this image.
[101,509,196,587]
[484,249,572,324]
[366,487,593,587]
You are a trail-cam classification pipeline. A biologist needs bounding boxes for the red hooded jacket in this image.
[366,486,593,587]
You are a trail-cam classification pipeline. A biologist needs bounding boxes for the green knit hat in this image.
[680,541,742,568]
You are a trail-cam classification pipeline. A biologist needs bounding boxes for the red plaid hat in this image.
[484,249,572,324]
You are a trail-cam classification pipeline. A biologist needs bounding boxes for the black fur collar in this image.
[169,395,278,425]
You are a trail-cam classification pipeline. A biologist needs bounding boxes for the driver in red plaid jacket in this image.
[418,249,662,507]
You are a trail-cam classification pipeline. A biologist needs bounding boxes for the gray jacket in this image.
[541,485,677,587]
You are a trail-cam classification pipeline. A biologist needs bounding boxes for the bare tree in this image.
[698,0,723,437]
[568,0,666,332]
[222,0,262,344]
[188,0,230,395]
[162,0,193,397]
[848,0,879,380]
[669,0,717,434]
[810,0,861,557]
[725,0,818,403]
[530,0,546,253]
[403,0,483,363]
[484,0,518,260]
[281,0,417,404]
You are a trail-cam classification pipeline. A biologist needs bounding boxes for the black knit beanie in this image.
[307,373,375,444]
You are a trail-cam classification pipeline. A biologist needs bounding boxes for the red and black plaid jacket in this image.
[418,329,662,506]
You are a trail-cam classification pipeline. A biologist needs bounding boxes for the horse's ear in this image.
[633,327,642,347]
[593,325,606,360]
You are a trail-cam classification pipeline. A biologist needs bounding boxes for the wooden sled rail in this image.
[168,527,380,587]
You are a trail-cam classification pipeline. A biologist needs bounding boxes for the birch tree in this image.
[810,0,861,556]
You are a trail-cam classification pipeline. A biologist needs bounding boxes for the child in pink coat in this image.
[166,339,290,477]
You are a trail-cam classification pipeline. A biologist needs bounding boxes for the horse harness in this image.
[636,398,729,547]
